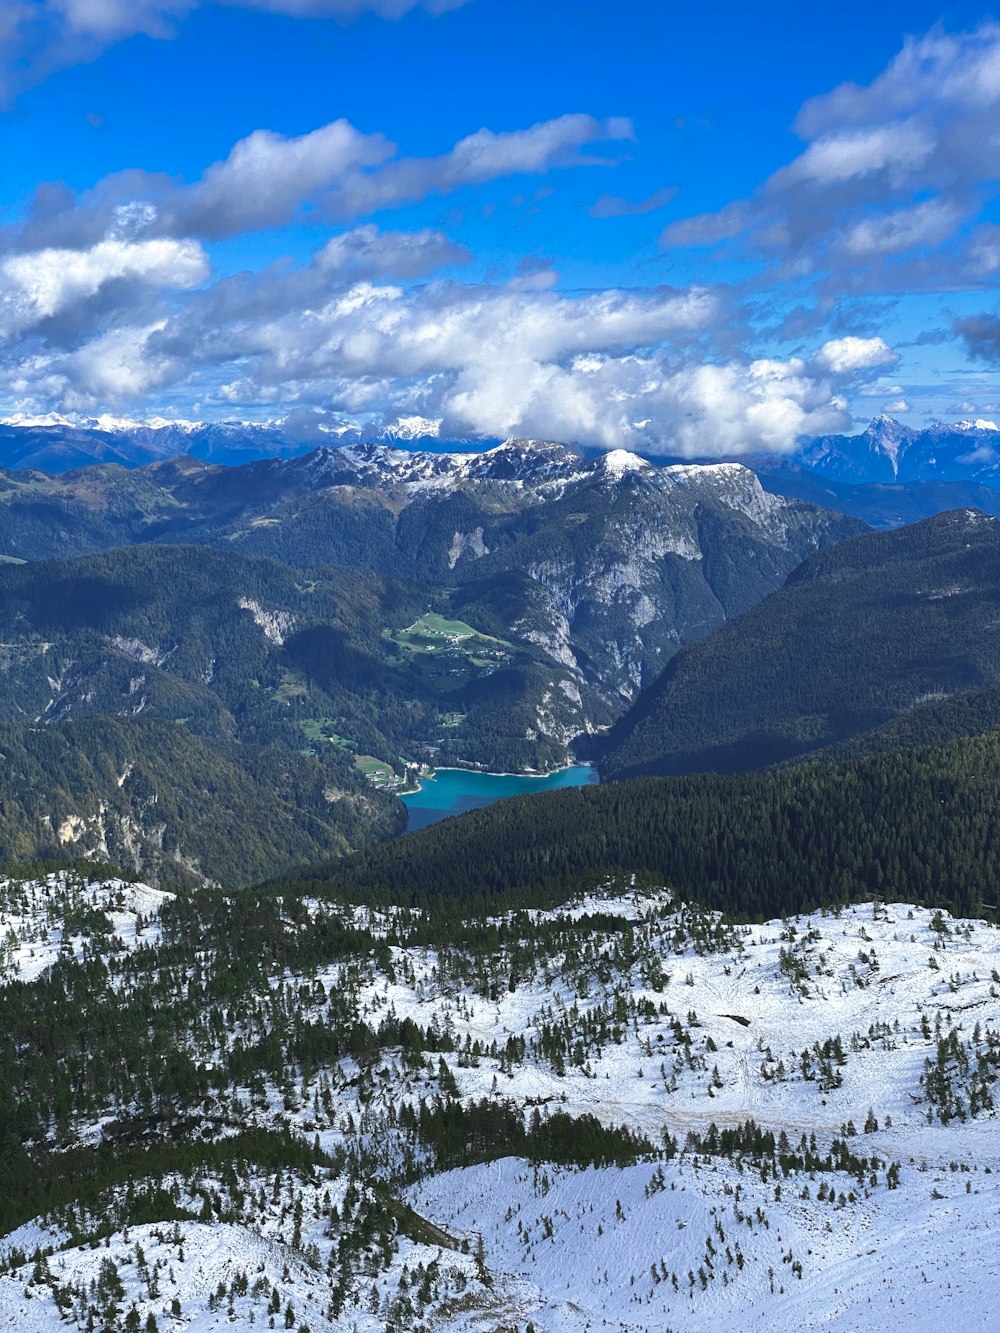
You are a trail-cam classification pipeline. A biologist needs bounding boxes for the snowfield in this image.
[0,877,997,1331]
[0,872,172,983]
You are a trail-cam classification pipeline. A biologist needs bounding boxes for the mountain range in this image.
[0,448,862,881]
[795,414,1000,485]
[0,440,862,716]
[7,411,1000,539]
[0,413,487,473]
[5,409,1000,484]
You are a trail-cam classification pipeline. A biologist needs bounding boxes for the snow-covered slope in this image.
[0,873,172,983]
[1,874,997,1331]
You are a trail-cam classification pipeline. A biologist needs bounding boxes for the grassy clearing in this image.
[354,754,406,790]
[272,672,308,702]
[299,718,353,748]
[387,612,511,661]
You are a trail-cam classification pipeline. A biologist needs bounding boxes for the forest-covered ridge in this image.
[296,731,1000,924]
[600,509,1000,779]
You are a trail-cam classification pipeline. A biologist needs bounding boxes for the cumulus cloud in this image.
[11,113,632,249]
[661,23,1000,296]
[0,236,208,338]
[812,335,897,375]
[172,121,395,237]
[442,350,854,455]
[0,239,891,456]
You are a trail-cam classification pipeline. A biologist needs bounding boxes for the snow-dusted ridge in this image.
[0,872,173,984]
[281,437,768,506]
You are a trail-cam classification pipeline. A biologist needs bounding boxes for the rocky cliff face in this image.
[0,440,864,733]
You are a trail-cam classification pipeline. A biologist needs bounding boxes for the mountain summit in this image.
[797,415,1000,485]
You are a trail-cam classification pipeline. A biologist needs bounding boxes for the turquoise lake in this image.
[401,764,598,831]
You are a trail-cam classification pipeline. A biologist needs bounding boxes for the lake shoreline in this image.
[400,762,598,831]
[402,759,593,797]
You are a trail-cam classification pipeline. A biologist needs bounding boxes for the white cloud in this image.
[813,336,897,375]
[661,23,1000,296]
[1,254,887,456]
[0,236,208,336]
[173,120,394,237]
[51,0,193,37]
[440,352,852,456]
[841,199,962,257]
[781,122,934,187]
[316,114,634,221]
[315,224,470,278]
[63,320,174,400]
[15,113,632,246]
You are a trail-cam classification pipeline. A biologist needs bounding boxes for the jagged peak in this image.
[598,448,653,478]
[863,414,916,442]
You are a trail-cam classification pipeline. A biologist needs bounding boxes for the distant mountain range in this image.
[4,412,1000,537]
[794,414,1000,485]
[4,410,1000,488]
[0,412,488,472]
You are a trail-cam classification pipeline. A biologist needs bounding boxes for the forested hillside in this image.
[0,442,863,718]
[601,509,1000,779]
[0,718,402,886]
[310,732,1000,923]
[0,543,587,784]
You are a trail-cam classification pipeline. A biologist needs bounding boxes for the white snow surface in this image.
[0,872,172,983]
[1,878,998,1331]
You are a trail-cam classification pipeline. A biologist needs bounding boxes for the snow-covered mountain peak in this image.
[379,415,442,440]
[949,418,1000,433]
[470,437,583,479]
[599,448,653,479]
[662,459,753,483]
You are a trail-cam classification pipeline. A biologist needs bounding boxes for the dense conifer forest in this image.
[602,509,1000,778]
[310,733,1000,923]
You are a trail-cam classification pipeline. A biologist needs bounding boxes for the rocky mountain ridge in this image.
[0,442,864,720]
[797,414,1000,485]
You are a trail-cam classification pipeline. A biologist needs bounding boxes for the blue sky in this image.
[2,0,1000,452]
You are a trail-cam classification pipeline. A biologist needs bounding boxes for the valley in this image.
[0,441,866,883]
[0,435,997,1333]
